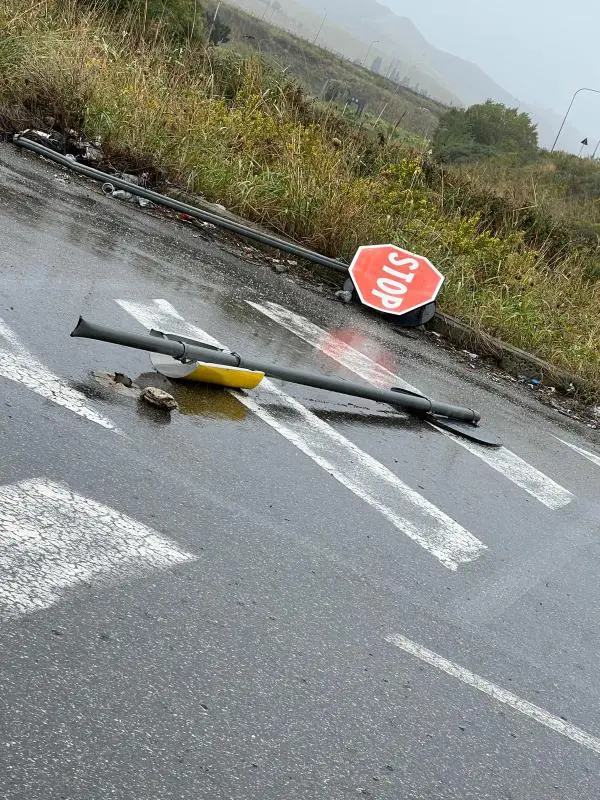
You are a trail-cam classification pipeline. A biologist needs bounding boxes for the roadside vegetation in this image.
[1,0,599,397]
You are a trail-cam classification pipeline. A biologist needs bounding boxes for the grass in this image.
[1,0,599,399]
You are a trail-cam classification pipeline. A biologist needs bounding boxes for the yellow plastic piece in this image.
[185,362,265,390]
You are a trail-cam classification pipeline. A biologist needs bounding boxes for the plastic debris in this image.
[112,189,135,201]
[18,128,153,205]
[117,172,148,186]
[17,128,104,165]
[82,142,103,163]
[101,182,155,208]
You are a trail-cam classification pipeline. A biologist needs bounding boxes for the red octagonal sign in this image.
[349,244,444,316]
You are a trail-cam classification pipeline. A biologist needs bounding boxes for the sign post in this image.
[349,244,444,317]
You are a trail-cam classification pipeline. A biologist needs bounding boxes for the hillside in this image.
[222,0,460,104]
[224,0,582,149]
[214,1,448,138]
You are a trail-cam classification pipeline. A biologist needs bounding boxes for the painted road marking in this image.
[248,300,421,395]
[249,301,574,511]
[116,299,486,570]
[554,437,600,469]
[0,478,195,620]
[386,633,600,757]
[0,317,118,432]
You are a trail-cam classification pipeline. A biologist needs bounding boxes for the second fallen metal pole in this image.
[13,135,349,275]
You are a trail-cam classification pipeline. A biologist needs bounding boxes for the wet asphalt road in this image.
[1,143,600,799]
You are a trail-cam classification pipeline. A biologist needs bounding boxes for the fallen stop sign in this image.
[349,244,444,316]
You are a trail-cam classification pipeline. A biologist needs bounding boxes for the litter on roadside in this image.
[102,182,155,208]
[17,128,104,165]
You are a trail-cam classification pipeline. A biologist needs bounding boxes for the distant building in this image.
[370,56,383,75]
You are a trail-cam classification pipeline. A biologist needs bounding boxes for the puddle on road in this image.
[321,328,401,374]
[78,368,417,431]
[172,384,248,421]
[74,370,249,423]
[313,408,424,432]
[134,372,248,420]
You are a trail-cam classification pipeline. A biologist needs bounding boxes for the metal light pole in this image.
[71,318,487,430]
[592,138,600,159]
[313,12,327,45]
[363,40,379,67]
[551,87,600,152]
[207,1,222,43]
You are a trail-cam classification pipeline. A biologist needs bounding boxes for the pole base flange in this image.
[427,415,502,447]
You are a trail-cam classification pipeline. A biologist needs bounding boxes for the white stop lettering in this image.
[389,254,420,271]
[377,277,408,296]
[370,253,421,308]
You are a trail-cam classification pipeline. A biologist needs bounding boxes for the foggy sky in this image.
[384,0,600,150]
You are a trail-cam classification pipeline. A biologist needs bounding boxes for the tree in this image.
[433,100,538,163]
[467,101,538,151]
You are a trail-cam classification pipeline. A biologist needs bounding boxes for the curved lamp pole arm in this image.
[551,87,600,152]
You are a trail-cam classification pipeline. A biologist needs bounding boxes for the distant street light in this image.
[313,12,327,45]
[362,40,379,66]
[551,87,600,152]
[207,0,222,43]
[592,139,600,159]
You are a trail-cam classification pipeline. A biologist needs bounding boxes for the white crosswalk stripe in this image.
[116,299,486,571]
[0,478,196,619]
[554,437,600,469]
[248,301,574,510]
[386,632,600,757]
[0,316,118,432]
